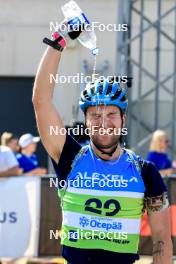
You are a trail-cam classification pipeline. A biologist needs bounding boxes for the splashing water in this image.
[92,54,100,107]
[91,49,100,113]
[92,54,97,81]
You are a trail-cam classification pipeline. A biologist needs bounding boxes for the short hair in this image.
[149,130,167,152]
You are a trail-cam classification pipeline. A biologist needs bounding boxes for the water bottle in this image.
[61,0,98,55]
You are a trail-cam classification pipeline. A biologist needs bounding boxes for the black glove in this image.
[68,24,84,39]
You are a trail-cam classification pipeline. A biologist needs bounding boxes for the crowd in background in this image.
[0,129,176,177]
[0,132,47,177]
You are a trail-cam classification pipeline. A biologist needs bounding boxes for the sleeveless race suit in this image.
[51,135,167,264]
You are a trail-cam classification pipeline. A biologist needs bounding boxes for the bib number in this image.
[85,198,121,216]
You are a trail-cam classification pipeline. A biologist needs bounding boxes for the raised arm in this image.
[32,47,66,163]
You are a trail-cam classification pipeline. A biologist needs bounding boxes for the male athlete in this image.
[33,26,172,264]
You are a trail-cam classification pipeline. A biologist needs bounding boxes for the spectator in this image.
[0,145,21,177]
[16,133,47,175]
[146,129,176,176]
[1,132,20,153]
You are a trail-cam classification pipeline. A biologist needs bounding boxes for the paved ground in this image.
[1,256,176,264]
[135,257,152,264]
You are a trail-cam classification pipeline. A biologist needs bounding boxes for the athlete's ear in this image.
[84,110,91,128]
[84,113,87,127]
[122,114,127,127]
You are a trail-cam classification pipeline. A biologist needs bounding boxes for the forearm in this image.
[33,46,62,105]
[159,168,175,176]
[159,169,169,176]
[152,235,173,264]
[0,167,20,177]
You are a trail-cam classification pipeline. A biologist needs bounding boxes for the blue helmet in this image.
[79,77,128,113]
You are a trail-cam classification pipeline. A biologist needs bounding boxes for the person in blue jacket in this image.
[146,130,176,176]
[16,133,47,175]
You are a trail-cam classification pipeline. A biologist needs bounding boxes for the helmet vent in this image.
[99,85,104,94]
[83,90,91,100]
[106,85,112,95]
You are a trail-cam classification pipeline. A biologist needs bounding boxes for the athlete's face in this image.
[85,105,125,149]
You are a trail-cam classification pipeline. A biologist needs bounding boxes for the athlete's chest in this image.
[67,151,145,193]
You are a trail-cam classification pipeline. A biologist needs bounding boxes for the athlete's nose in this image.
[99,115,109,129]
